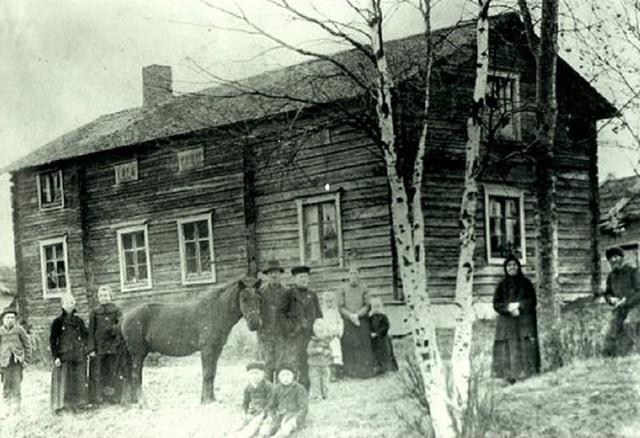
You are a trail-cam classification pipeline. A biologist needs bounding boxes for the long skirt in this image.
[50,360,88,412]
[492,336,540,381]
[372,336,398,373]
[341,316,377,378]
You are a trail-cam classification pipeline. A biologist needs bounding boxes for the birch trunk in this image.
[451,0,491,415]
[369,1,456,436]
[532,0,563,370]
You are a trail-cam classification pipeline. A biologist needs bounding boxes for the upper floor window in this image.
[484,185,526,264]
[487,72,521,140]
[39,236,70,298]
[115,160,138,184]
[177,213,216,284]
[117,224,152,291]
[178,147,205,173]
[296,192,343,266]
[37,170,64,209]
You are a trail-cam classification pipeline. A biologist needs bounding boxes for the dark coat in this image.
[50,310,88,363]
[258,283,292,338]
[243,379,273,416]
[604,264,640,309]
[286,286,322,340]
[267,381,308,425]
[370,313,398,372]
[493,274,537,341]
[87,303,122,355]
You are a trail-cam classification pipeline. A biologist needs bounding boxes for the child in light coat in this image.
[320,292,344,369]
[306,318,333,401]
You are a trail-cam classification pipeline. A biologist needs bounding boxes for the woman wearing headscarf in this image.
[492,254,540,383]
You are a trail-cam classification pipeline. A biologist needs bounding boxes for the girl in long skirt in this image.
[50,293,89,413]
[492,254,541,383]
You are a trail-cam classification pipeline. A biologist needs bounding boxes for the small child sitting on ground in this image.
[235,361,273,438]
[369,297,398,374]
[307,318,333,401]
[258,365,308,438]
[320,292,344,375]
[0,308,31,414]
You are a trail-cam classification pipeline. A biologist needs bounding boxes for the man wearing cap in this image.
[258,260,293,382]
[603,246,640,356]
[0,307,31,410]
[285,265,322,390]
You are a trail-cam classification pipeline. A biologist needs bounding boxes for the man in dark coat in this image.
[87,285,123,404]
[602,246,640,356]
[285,265,322,390]
[257,260,292,383]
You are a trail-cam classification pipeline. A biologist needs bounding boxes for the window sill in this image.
[182,276,216,286]
[305,259,343,269]
[43,290,68,299]
[121,283,153,292]
[39,204,64,211]
[487,256,527,266]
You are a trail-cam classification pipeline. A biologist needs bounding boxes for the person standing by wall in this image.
[339,266,376,378]
[602,246,640,356]
[492,255,540,384]
[87,285,123,405]
[0,307,31,413]
[286,265,322,390]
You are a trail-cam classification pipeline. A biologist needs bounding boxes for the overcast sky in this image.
[0,0,635,268]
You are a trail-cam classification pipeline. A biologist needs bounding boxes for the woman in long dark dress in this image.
[338,266,377,378]
[50,293,89,413]
[492,255,541,383]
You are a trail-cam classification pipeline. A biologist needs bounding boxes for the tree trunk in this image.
[533,0,563,370]
[451,0,491,415]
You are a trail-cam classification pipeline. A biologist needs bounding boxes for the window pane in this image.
[122,234,133,250]
[125,251,135,268]
[196,220,209,239]
[304,205,319,226]
[57,273,66,288]
[199,241,210,267]
[126,267,136,283]
[201,252,211,272]
[46,261,56,275]
[45,246,54,261]
[47,273,58,289]
[137,249,147,266]
[134,231,145,249]
[56,261,66,276]
[186,242,197,259]
[306,241,321,261]
[186,257,198,274]
[183,223,195,241]
[138,265,148,280]
[323,238,338,259]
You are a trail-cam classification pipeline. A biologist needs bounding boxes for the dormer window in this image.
[37,170,64,209]
[487,72,521,140]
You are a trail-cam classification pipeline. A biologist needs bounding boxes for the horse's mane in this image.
[196,277,244,310]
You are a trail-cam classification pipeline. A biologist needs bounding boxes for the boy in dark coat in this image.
[258,364,308,438]
[87,285,123,404]
[602,246,640,356]
[50,293,89,413]
[236,361,273,438]
[369,298,398,374]
[0,308,31,411]
[285,265,322,390]
[258,260,292,383]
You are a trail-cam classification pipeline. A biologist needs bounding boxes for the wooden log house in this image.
[6,13,616,332]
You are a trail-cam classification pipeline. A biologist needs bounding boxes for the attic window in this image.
[178,147,205,173]
[37,170,64,210]
[115,160,139,184]
[487,72,521,140]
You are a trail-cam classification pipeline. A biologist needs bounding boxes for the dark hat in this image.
[263,259,284,274]
[605,246,624,260]
[0,307,18,319]
[291,265,310,276]
[277,363,297,375]
[246,361,266,372]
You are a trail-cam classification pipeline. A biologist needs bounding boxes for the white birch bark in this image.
[369,1,456,436]
[450,0,491,415]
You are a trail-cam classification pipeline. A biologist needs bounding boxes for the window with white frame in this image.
[178,147,205,172]
[40,236,70,298]
[117,224,152,291]
[177,214,216,284]
[37,170,64,209]
[296,192,343,265]
[484,185,526,264]
[115,160,138,184]
[487,72,520,140]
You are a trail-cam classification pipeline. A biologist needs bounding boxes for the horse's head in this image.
[238,276,262,331]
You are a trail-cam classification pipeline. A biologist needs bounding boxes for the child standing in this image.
[236,361,273,438]
[258,365,308,438]
[320,292,344,375]
[50,293,89,414]
[87,285,123,405]
[369,297,398,374]
[306,318,333,401]
[0,308,31,412]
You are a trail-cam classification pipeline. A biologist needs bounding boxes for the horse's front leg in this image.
[201,345,222,404]
[131,353,146,404]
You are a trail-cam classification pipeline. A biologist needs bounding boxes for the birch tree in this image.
[518,0,564,370]
[194,1,493,435]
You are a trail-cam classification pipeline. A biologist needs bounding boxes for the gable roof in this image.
[6,12,616,173]
[600,175,640,233]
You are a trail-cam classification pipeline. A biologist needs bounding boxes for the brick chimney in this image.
[142,64,172,107]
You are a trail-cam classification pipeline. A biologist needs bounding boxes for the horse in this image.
[119,276,262,403]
